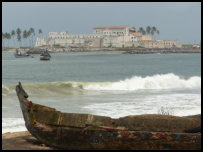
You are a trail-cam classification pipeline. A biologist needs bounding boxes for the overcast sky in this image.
[2,2,201,44]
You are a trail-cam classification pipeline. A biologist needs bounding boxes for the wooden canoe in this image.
[16,82,201,150]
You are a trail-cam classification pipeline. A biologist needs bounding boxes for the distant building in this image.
[136,40,181,48]
[35,26,181,48]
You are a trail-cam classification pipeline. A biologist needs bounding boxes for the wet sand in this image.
[2,131,57,150]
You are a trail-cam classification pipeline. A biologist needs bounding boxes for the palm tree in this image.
[11,30,15,47]
[138,27,146,35]
[4,32,11,47]
[146,26,151,35]
[151,30,155,40]
[29,27,35,46]
[138,27,142,33]
[38,29,42,37]
[156,30,160,40]
[152,26,157,32]
[7,33,11,47]
[23,30,28,46]
[2,32,6,47]
[151,26,157,40]
[16,28,22,47]
[27,30,32,46]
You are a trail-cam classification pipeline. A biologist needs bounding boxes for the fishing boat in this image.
[14,50,30,58]
[40,55,50,60]
[40,50,51,60]
[16,82,201,150]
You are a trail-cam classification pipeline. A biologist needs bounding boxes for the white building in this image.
[36,26,181,48]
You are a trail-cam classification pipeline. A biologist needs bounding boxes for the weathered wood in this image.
[16,82,201,150]
[184,126,201,133]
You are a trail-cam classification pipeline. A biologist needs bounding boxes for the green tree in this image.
[151,26,158,40]
[16,28,22,46]
[152,26,157,32]
[26,30,32,46]
[156,30,160,40]
[138,27,146,35]
[23,30,28,46]
[11,30,16,47]
[38,29,42,37]
[29,27,35,46]
[142,30,146,35]
[146,26,151,35]
[2,32,6,47]
[4,32,11,47]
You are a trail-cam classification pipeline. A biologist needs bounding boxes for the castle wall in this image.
[35,26,180,48]
[136,40,181,48]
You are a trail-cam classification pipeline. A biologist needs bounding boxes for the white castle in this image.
[35,26,181,48]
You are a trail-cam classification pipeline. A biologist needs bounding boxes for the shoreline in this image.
[2,47,201,54]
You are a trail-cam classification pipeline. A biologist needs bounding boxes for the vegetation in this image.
[38,29,43,38]
[2,28,43,47]
[137,26,160,40]
[136,46,145,48]
[2,32,11,47]
[16,28,22,46]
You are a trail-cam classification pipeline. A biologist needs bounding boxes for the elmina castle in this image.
[35,26,181,48]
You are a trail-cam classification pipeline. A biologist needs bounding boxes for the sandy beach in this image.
[2,131,56,150]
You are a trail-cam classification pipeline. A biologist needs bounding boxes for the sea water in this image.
[2,51,201,134]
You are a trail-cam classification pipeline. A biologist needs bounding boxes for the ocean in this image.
[2,51,201,134]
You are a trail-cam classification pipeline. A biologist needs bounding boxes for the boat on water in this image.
[16,82,201,150]
[40,55,50,60]
[14,50,30,58]
[40,50,51,60]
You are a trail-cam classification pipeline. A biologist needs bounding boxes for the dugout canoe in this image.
[16,82,201,150]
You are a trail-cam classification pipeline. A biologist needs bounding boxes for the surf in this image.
[84,73,201,91]
[2,73,201,96]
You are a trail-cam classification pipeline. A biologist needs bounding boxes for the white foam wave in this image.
[84,73,201,91]
[2,85,10,92]
[2,118,27,134]
[83,93,201,118]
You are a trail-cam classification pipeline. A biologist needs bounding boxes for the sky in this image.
[2,2,201,44]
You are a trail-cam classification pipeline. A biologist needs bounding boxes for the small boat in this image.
[40,50,51,60]
[16,82,201,150]
[14,51,30,58]
[40,55,50,60]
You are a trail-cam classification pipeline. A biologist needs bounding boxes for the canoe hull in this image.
[16,82,201,150]
[26,122,201,150]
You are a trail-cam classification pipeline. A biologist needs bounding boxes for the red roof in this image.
[131,32,142,37]
[94,26,126,30]
[129,28,136,32]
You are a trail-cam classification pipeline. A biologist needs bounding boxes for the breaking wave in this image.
[85,73,201,91]
[2,118,27,134]
[2,73,201,96]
